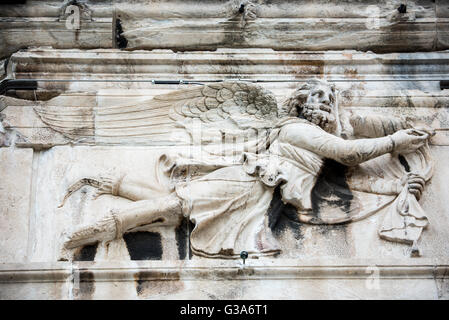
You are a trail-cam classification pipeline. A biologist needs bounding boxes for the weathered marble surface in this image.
[117,0,449,53]
[0,148,33,263]
[2,48,449,148]
[8,48,449,84]
[1,48,448,263]
[10,144,447,263]
[1,259,448,299]
[0,0,112,59]
[437,0,449,48]
[0,33,448,299]
[1,0,449,58]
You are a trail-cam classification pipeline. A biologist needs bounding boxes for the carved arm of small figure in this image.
[349,114,411,138]
[282,122,431,197]
[346,169,426,197]
[346,113,434,196]
[349,113,435,139]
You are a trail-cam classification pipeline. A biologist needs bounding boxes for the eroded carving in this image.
[49,80,434,259]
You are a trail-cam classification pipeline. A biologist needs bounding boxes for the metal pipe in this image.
[1,78,448,95]
[0,79,38,95]
[3,78,448,84]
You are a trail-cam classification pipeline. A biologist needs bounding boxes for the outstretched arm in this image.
[281,123,429,166]
[349,114,409,138]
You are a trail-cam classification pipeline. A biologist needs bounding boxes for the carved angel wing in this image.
[33,81,279,146]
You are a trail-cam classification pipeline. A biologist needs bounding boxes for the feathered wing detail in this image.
[33,82,279,148]
[32,104,95,143]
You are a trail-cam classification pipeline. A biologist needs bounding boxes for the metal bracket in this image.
[151,80,206,85]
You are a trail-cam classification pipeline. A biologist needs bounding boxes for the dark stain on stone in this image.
[222,14,247,48]
[273,22,290,33]
[175,217,189,260]
[123,231,163,260]
[188,220,195,259]
[133,271,160,296]
[285,54,324,77]
[218,248,235,256]
[6,90,62,101]
[237,267,256,276]
[267,185,303,240]
[73,243,98,261]
[134,270,181,296]
[74,271,95,299]
[375,2,436,54]
[135,279,144,295]
[115,18,128,49]
[314,223,350,254]
[316,223,348,236]
[405,95,416,108]
[311,159,354,220]
[398,154,411,172]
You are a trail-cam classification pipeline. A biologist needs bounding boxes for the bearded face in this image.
[299,84,337,133]
[281,80,339,134]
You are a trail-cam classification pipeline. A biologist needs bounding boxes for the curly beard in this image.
[300,103,337,133]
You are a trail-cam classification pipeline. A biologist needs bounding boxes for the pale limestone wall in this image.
[0,148,33,263]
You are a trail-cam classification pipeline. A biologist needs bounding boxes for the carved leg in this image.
[111,174,170,201]
[59,173,170,207]
[63,193,182,250]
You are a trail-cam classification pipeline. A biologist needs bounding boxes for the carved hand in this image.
[390,129,429,154]
[92,174,119,199]
[400,172,426,200]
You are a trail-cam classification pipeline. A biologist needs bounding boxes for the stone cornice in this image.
[1,260,449,283]
[8,48,449,83]
[0,0,448,59]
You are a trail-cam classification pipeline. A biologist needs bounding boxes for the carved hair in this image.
[279,79,349,137]
[280,79,336,117]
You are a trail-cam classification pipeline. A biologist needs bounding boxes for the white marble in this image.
[0,148,33,263]
[1,1,449,299]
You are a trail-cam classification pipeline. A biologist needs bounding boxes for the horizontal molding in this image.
[3,48,449,147]
[115,0,448,52]
[0,0,113,59]
[9,48,449,83]
[1,259,448,283]
[0,0,448,58]
[0,22,112,59]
